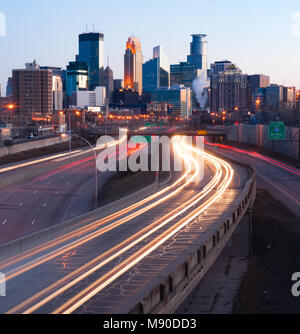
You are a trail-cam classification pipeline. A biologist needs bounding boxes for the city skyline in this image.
[1,0,300,96]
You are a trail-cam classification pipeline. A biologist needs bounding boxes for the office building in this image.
[6,77,13,98]
[12,61,53,124]
[170,62,200,88]
[77,32,104,90]
[283,86,296,110]
[52,75,63,111]
[100,66,114,103]
[66,61,89,98]
[210,64,248,114]
[248,74,270,97]
[71,86,106,108]
[187,34,208,73]
[210,60,234,76]
[143,45,170,92]
[266,85,284,110]
[124,37,143,95]
[41,66,64,111]
[151,85,192,117]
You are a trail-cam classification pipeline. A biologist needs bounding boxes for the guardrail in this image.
[116,158,256,314]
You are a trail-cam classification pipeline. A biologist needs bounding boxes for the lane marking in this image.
[19,202,23,207]
[258,173,300,205]
[2,219,7,225]
[43,203,48,208]
[31,219,36,225]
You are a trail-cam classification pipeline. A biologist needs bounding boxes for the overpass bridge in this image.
[90,127,228,140]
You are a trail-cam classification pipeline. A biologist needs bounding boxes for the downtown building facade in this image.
[66,61,89,102]
[124,37,143,95]
[41,66,64,111]
[210,64,248,114]
[143,46,170,92]
[12,61,53,125]
[150,85,192,117]
[210,60,234,76]
[71,86,106,109]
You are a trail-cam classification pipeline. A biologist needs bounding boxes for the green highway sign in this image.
[131,135,152,144]
[145,123,158,128]
[268,122,286,140]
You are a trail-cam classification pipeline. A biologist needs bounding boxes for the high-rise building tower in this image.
[77,33,104,90]
[143,45,170,92]
[100,66,114,103]
[210,64,248,114]
[124,37,143,95]
[12,61,53,124]
[187,34,207,72]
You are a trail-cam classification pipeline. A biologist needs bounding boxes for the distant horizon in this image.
[1,0,300,96]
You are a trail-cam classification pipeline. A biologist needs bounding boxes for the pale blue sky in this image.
[1,0,300,96]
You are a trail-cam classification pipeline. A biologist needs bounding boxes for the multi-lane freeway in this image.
[0,136,250,314]
[207,142,300,217]
[0,136,135,245]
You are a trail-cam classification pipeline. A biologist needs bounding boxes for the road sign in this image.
[269,122,286,140]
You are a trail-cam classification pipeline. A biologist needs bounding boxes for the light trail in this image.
[6,138,234,314]
[7,138,204,314]
[0,138,194,278]
[52,140,234,315]
[206,142,300,176]
[0,137,122,175]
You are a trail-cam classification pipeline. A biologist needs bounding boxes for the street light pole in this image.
[66,132,98,209]
[68,113,71,152]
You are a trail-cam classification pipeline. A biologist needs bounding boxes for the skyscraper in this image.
[77,32,104,90]
[143,46,170,92]
[210,64,248,114]
[124,37,143,95]
[100,66,114,103]
[187,34,208,74]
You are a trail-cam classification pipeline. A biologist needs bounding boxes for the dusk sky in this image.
[1,0,300,96]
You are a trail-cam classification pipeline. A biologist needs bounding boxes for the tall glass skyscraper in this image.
[143,46,170,92]
[77,33,104,90]
[187,34,207,73]
[124,37,143,95]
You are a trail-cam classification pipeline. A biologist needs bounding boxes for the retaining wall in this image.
[228,124,299,159]
[0,136,68,158]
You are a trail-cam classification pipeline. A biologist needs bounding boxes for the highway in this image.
[0,136,130,245]
[0,137,250,314]
[206,142,300,217]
